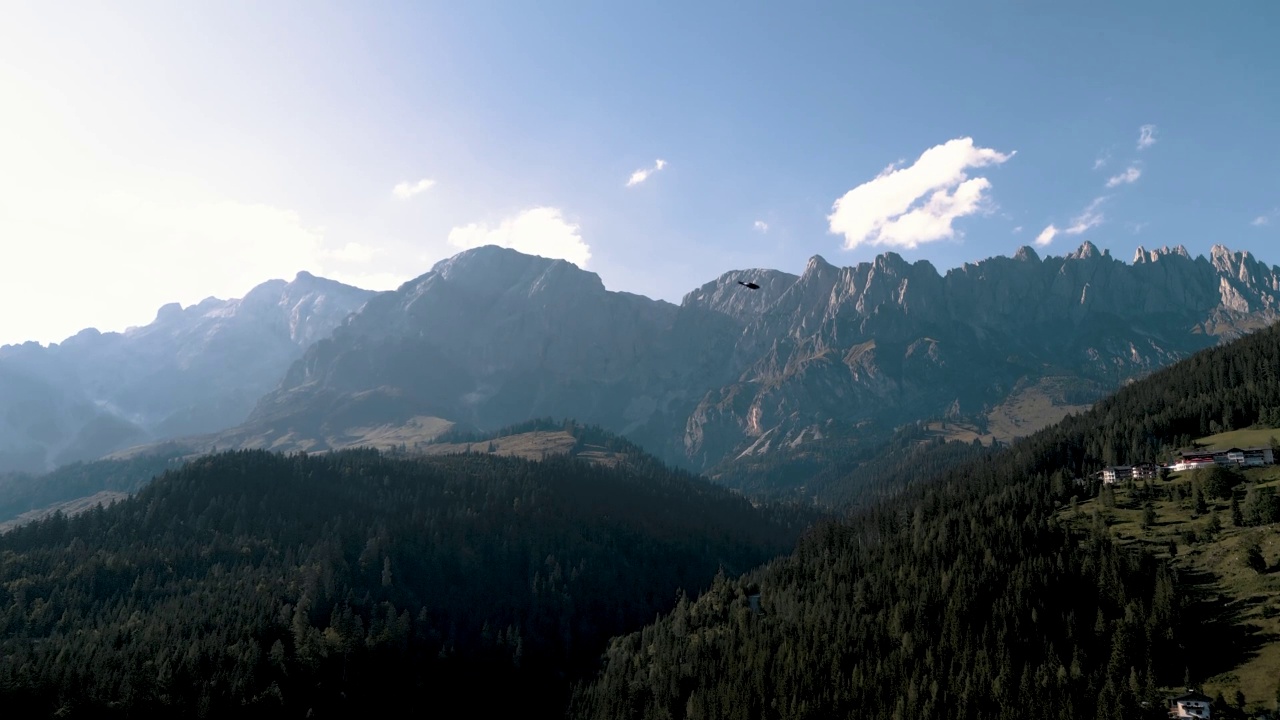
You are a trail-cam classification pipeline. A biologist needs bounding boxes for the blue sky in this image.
[2,1,1278,345]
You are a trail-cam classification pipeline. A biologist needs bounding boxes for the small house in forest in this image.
[1167,689,1212,718]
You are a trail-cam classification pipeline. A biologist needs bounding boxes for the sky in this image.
[2,1,1279,346]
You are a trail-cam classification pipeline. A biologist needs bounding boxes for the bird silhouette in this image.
[737,281,760,290]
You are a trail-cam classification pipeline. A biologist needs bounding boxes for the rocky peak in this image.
[1013,245,1041,263]
[681,269,798,324]
[871,251,912,276]
[857,252,921,314]
[154,302,186,324]
[1133,244,1192,264]
[429,244,606,299]
[1069,241,1103,261]
[1209,244,1262,284]
[239,279,291,313]
[803,254,837,278]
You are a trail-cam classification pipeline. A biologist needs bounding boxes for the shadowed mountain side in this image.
[211,243,1280,487]
[0,448,809,718]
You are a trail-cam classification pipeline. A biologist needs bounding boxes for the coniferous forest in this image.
[0,449,804,718]
[2,322,1279,718]
[570,322,1280,720]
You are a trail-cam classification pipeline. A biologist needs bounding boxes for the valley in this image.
[6,5,1280,717]
[2,244,1280,719]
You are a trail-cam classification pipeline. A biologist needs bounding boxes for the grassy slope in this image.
[1195,428,1280,452]
[0,490,128,533]
[923,377,1097,447]
[984,376,1096,443]
[418,430,623,466]
[1061,465,1280,713]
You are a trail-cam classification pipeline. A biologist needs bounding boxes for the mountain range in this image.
[207,241,1280,472]
[0,273,373,472]
[4,241,1279,483]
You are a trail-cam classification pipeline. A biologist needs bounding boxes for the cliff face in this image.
[682,242,1280,466]
[228,242,1280,471]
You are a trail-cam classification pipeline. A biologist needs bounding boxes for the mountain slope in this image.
[0,273,374,472]
[570,318,1280,720]
[227,246,735,460]
[213,243,1280,483]
[0,448,803,718]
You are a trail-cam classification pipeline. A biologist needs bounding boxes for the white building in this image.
[1168,689,1212,718]
[1171,446,1275,472]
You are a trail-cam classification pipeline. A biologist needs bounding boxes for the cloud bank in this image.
[827,137,1014,250]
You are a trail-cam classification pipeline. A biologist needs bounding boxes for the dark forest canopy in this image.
[0,450,188,524]
[570,322,1280,720]
[0,448,806,719]
[710,423,999,509]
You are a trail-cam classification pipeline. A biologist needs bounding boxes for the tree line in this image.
[0,447,805,718]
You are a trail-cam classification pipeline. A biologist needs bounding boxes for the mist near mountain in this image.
[0,273,373,472]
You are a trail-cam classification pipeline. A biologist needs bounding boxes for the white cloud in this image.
[754,220,769,233]
[827,137,1014,250]
[1093,155,1109,170]
[392,178,436,199]
[1034,225,1057,247]
[1129,221,1149,234]
[447,207,591,267]
[1064,196,1107,235]
[322,241,378,263]
[1137,124,1157,150]
[1254,215,1272,227]
[626,159,667,187]
[1105,165,1142,188]
[1012,225,1023,234]
[1033,196,1108,247]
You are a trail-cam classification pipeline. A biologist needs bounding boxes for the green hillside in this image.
[1194,427,1280,452]
[572,322,1280,720]
[1062,464,1280,715]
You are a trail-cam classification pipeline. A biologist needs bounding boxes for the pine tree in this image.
[1245,542,1266,574]
[1141,503,1156,530]
[1205,511,1222,536]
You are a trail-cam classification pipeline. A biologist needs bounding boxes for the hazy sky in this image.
[2,1,1278,346]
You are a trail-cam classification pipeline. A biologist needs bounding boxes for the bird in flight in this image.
[737,281,760,290]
